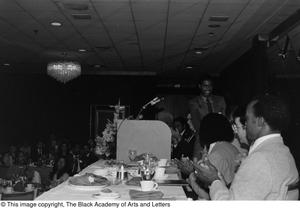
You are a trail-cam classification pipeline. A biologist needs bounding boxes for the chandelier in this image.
[47,61,81,83]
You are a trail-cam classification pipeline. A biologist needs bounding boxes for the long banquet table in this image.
[36,160,188,200]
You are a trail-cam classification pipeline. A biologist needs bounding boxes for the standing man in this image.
[193,95,299,200]
[189,75,226,160]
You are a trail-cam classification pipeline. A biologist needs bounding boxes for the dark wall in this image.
[0,73,156,151]
[220,37,300,169]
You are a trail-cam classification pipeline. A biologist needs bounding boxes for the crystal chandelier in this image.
[47,61,81,83]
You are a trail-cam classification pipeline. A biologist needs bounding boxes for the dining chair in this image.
[1,190,35,200]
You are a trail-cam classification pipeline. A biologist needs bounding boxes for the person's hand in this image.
[175,158,194,176]
[193,160,220,186]
[187,173,210,200]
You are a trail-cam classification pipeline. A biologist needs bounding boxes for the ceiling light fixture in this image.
[194,47,209,55]
[47,61,81,83]
[209,16,229,22]
[50,22,62,27]
[185,66,193,69]
[208,24,221,28]
[78,49,87,52]
[3,63,10,66]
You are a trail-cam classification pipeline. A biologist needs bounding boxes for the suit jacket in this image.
[209,134,299,200]
[189,95,226,133]
[171,129,196,159]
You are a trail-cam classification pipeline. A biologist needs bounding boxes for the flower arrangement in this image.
[94,100,125,159]
[95,120,117,159]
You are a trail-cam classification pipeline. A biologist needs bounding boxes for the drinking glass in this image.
[128,149,137,162]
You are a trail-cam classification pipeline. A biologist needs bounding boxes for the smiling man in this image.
[189,75,226,160]
[193,95,299,200]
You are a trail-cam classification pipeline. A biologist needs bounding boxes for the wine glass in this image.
[128,149,137,162]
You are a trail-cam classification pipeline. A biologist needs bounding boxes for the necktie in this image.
[206,98,213,113]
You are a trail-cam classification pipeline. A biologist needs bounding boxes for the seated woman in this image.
[24,166,42,187]
[229,106,249,155]
[187,113,240,200]
[49,157,70,188]
[16,151,27,166]
[2,152,14,167]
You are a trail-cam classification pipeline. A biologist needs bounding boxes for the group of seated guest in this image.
[184,113,240,199]
[178,94,299,200]
[0,134,101,191]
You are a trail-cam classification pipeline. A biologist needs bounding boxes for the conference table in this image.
[36,160,188,200]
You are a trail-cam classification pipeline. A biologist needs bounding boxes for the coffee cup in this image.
[140,180,158,191]
[158,159,168,167]
[154,167,167,180]
[25,183,33,191]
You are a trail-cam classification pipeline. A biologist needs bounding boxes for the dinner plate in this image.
[68,183,108,191]
[92,192,120,199]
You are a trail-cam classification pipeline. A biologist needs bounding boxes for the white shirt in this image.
[208,142,216,154]
[248,133,281,155]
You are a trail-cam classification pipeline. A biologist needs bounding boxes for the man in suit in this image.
[189,76,226,160]
[172,116,196,160]
[193,95,299,200]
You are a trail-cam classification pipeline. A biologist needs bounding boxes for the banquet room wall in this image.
[0,73,156,152]
[220,38,300,171]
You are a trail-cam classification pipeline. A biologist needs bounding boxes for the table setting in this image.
[36,153,188,201]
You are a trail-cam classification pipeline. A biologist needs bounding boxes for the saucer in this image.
[153,174,168,180]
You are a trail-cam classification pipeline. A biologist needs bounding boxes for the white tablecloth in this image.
[36,160,187,200]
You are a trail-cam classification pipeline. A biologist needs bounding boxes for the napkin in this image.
[129,189,164,200]
[69,173,110,186]
[125,177,142,186]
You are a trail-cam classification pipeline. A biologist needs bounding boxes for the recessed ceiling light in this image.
[78,49,87,52]
[208,24,221,28]
[195,51,203,55]
[94,64,105,68]
[194,47,209,55]
[50,22,62,27]
[185,66,193,69]
[3,63,10,66]
[209,16,229,22]
[174,84,181,88]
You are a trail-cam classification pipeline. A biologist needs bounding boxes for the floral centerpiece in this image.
[95,120,117,159]
[94,100,125,159]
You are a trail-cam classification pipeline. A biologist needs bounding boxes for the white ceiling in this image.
[0,0,299,76]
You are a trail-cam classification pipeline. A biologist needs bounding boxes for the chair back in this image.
[1,190,35,200]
